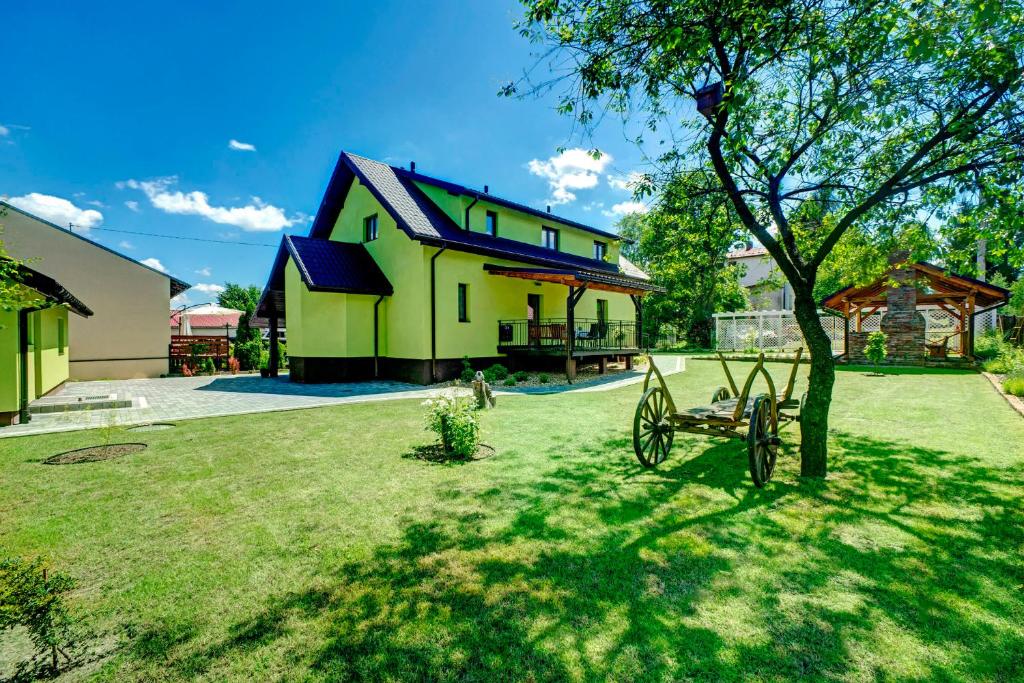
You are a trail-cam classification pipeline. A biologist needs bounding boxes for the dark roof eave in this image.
[483,263,664,293]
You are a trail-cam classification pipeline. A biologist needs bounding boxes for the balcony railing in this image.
[497,318,640,353]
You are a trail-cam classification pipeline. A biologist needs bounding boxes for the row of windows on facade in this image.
[363,213,608,260]
[456,282,609,324]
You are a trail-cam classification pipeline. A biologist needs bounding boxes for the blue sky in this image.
[1,1,650,306]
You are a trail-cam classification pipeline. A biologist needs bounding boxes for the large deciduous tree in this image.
[618,175,748,346]
[509,0,1024,476]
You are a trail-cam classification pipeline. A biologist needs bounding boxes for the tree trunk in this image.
[792,286,834,478]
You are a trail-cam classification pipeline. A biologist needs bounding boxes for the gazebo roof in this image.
[821,261,1010,312]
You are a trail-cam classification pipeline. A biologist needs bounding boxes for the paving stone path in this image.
[2,356,683,438]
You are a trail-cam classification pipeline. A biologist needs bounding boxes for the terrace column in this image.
[269,314,279,378]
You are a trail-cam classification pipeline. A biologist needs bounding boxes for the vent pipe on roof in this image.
[410,161,416,173]
[484,185,489,194]
[546,205,551,213]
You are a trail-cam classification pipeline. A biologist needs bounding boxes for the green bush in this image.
[984,346,1024,375]
[513,370,529,382]
[1003,373,1024,397]
[422,393,480,458]
[864,331,887,371]
[233,339,263,371]
[0,557,77,674]
[974,330,1007,361]
[502,377,517,386]
[482,363,509,383]
[459,357,475,383]
[202,358,216,375]
[277,342,288,368]
[538,373,551,384]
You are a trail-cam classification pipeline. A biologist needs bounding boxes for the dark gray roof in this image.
[309,151,650,281]
[4,257,93,316]
[286,235,392,295]
[254,236,392,317]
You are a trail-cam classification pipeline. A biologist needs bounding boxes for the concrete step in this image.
[29,394,134,414]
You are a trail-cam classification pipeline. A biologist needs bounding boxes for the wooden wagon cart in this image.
[632,350,805,487]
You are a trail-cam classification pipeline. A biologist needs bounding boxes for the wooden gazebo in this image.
[821,260,1009,361]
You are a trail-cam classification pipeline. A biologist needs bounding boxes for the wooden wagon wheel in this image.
[633,387,674,467]
[747,394,779,487]
[711,386,730,403]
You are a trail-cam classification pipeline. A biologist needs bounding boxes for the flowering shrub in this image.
[423,391,479,458]
[181,363,194,377]
[228,357,241,374]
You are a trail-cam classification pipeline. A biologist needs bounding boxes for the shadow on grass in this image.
[133,429,1024,680]
[402,443,497,464]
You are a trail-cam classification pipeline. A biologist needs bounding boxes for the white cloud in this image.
[125,200,140,212]
[121,177,294,232]
[141,257,167,272]
[118,240,135,250]
[192,283,226,296]
[0,125,8,137]
[228,139,256,152]
[171,292,191,307]
[5,193,103,231]
[602,201,650,218]
[86,199,105,208]
[527,148,612,205]
[194,266,212,277]
[607,172,645,192]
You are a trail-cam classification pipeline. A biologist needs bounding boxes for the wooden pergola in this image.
[821,261,1010,358]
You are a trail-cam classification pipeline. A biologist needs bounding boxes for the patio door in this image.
[527,294,541,323]
[527,294,541,347]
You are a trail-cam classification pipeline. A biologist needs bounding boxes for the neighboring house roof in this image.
[4,257,93,317]
[170,305,243,329]
[0,200,191,297]
[727,246,768,259]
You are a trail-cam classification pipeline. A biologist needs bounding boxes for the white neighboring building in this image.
[727,246,794,311]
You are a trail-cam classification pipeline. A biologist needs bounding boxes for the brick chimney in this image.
[880,251,926,362]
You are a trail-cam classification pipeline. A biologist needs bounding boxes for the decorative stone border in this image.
[982,372,1024,418]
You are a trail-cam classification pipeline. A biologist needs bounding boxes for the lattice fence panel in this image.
[714,311,844,352]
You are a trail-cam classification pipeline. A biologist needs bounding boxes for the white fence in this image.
[715,307,991,354]
[714,310,844,353]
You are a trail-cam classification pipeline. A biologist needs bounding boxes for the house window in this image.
[593,241,607,260]
[485,210,497,236]
[597,299,608,324]
[363,214,379,242]
[541,226,559,250]
[57,318,66,355]
[458,283,469,322]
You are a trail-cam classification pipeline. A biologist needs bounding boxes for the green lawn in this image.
[1,359,1022,681]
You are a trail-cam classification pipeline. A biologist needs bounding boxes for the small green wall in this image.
[0,303,70,415]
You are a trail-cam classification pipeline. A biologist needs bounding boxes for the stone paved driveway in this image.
[1,356,683,438]
[1,374,449,438]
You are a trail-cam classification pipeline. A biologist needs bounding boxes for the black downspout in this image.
[430,245,447,382]
[464,194,479,230]
[18,308,32,424]
[373,295,384,378]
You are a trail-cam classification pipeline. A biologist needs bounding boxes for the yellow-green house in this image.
[1,259,92,425]
[256,152,662,384]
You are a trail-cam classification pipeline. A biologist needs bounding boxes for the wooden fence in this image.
[169,335,230,372]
